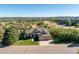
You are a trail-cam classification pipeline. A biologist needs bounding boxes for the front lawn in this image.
[14,39,39,45]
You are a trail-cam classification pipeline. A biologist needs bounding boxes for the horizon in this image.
[0,4,79,17]
[0,16,79,17]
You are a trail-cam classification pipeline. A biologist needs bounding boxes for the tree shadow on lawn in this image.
[67,43,79,48]
[49,40,69,44]
[49,40,79,48]
[0,42,7,48]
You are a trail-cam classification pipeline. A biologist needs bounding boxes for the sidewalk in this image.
[0,45,79,54]
[0,41,79,54]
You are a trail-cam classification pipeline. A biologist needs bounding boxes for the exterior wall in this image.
[39,36,52,41]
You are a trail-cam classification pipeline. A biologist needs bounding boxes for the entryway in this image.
[33,34,39,41]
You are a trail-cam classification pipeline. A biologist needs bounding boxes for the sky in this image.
[0,4,79,17]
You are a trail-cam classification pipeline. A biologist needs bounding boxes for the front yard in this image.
[14,39,39,46]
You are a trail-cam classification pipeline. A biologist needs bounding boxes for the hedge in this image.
[49,26,79,43]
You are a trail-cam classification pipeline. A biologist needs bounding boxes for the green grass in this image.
[14,39,39,45]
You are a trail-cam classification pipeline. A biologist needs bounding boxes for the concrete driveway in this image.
[0,44,79,54]
[39,40,53,46]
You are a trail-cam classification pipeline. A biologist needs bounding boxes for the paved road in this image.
[0,44,79,54]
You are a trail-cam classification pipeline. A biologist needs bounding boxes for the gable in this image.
[32,29,41,33]
[27,27,50,34]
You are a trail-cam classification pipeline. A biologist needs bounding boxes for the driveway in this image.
[39,40,53,46]
[0,44,79,54]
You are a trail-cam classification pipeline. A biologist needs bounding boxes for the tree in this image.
[43,24,48,28]
[2,27,19,46]
[19,30,26,40]
[66,20,72,26]
[36,21,44,26]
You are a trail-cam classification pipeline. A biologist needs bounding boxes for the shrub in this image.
[49,26,79,43]
[76,23,79,28]
[2,27,19,46]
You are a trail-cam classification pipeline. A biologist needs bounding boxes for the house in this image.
[25,27,52,41]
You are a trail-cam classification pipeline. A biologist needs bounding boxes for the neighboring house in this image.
[26,27,52,41]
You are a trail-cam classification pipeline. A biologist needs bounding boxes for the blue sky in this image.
[0,4,79,17]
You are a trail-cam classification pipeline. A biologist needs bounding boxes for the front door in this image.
[34,34,39,41]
